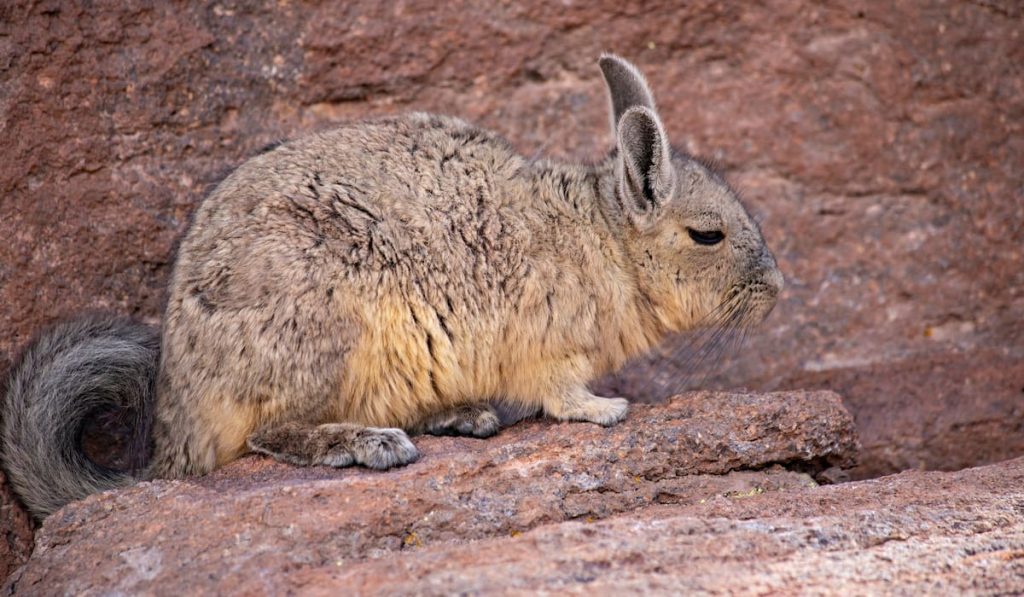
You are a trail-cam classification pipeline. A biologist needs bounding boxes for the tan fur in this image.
[2,55,784,520]
[135,56,784,479]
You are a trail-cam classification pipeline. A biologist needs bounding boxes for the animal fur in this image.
[2,55,782,519]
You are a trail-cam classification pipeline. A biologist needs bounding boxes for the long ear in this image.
[599,54,657,137]
[617,106,675,216]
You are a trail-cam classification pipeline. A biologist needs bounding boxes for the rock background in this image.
[1,0,1022,591]
[0,472,32,581]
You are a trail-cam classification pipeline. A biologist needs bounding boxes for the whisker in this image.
[664,318,735,385]
[687,309,743,386]
[655,288,754,397]
[635,296,738,398]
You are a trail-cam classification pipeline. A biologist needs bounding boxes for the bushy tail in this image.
[1,315,159,520]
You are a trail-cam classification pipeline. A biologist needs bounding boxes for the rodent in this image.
[1,55,783,520]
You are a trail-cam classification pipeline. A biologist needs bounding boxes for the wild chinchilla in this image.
[2,54,782,520]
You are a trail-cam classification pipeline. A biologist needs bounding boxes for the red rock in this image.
[2,0,1022,587]
[310,456,1024,595]
[2,1,1020,486]
[0,472,33,582]
[4,391,855,593]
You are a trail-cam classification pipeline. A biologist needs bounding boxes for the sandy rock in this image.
[5,391,855,594]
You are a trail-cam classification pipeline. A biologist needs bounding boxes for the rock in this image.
[605,346,1024,480]
[308,456,1024,595]
[4,391,855,594]
[2,0,1022,587]
[0,472,32,582]
[1,1,1020,487]
[778,348,1024,479]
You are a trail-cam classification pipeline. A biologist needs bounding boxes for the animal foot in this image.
[413,403,501,438]
[248,422,419,469]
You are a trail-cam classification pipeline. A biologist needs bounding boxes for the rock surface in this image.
[0,473,32,582]
[304,456,1024,595]
[2,0,1022,589]
[7,394,1024,594]
[5,391,856,594]
[2,1,1021,487]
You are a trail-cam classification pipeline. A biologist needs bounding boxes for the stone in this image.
[310,456,1024,595]
[0,472,33,582]
[2,0,1022,588]
[4,391,855,593]
[2,0,1020,488]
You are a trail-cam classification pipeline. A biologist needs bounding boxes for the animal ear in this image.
[599,54,657,137]
[616,106,675,216]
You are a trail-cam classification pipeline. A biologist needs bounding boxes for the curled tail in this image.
[1,315,159,520]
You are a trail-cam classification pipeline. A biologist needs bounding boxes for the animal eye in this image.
[687,228,725,246]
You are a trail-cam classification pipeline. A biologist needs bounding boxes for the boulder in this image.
[2,0,1022,590]
[319,455,1024,595]
[0,472,32,582]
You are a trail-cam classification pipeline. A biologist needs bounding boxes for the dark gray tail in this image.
[1,315,159,520]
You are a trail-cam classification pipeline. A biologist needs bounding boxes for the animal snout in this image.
[763,263,784,297]
[751,248,783,298]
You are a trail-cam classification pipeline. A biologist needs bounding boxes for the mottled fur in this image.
[2,55,782,519]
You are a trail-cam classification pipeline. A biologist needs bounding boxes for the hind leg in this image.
[411,403,501,438]
[247,421,418,469]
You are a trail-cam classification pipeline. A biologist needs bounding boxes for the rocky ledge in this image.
[4,390,852,593]
[329,456,1024,595]
[3,391,1022,594]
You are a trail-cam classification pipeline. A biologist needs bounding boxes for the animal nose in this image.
[757,251,784,296]
[765,266,784,295]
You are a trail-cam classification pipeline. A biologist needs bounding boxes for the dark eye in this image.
[687,228,725,246]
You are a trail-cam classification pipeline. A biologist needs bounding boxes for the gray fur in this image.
[599,53,658,135]
[1,315,158,519]
[411,403,501,438]
[617,106,675,215]
[2,54,783,520]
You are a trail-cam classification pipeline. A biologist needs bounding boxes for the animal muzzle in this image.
[741,264,783,325]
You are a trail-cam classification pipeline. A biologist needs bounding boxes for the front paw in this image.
[579,396,629,426]
[547,392,629,427]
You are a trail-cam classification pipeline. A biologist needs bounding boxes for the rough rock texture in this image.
[296,456,1024,595]
[4,391,855,593]
[6,394,1022,594]
[0,473,32,582]
[2,1,1021,487]
[1,0,1022,587]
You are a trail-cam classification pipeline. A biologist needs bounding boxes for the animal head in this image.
[598,54,783,334]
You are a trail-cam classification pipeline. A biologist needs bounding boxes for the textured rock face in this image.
[0,473,32,582]
[2,1,1020,486]
[7,394,1024,595]
[1,0,1022,588]
[6,391,859,594]
[299,457,1024,595]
